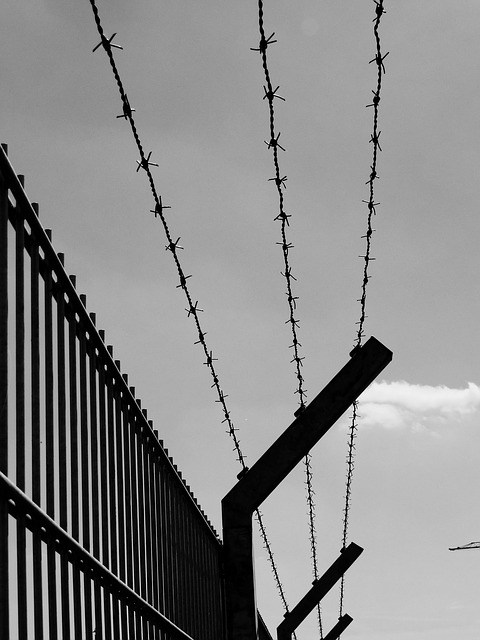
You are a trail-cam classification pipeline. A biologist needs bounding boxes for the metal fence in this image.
[0,143,226,640]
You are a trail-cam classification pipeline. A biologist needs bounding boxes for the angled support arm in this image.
[277,543,363,640]
[222,337,392,640]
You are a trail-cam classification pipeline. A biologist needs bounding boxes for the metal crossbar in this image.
[0,143,226,640]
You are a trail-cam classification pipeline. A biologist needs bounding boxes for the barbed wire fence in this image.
[87,0,295,628]
[339,0,388,620]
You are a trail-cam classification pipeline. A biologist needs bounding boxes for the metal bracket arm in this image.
[222,336,392,640]
[277,543,363,640]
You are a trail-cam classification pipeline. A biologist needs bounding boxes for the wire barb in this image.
[92,32,123,53]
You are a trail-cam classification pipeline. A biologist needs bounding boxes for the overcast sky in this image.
[2,1,480,639]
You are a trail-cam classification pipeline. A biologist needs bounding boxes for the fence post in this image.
[222,337,392,640]
[0,142,9,639]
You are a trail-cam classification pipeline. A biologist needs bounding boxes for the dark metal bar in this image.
[129,403,140,595]
[56,276,71,639]
[153,447,165,614]
[57,286,68,528]
[73,563,82,639]
[222,337,392,640]
[47,539,58,640]
[106,365,118,576]
[88,337,103,637]
[31,221,41,507]
[143,427,154,605]
[89,338,100,559]
[163,465,175,623]
[44,243,58,640]
[44,246,54,518]
[68,296,79,541]
[0,146,7,478]
[33,521,44,639]
[17,512,28,639]
[122,391,134,588]
[78,318,93,639]
[115,379,126,583]
[15,209,25,491]
[277,543,363,640]
[99,358,112,640]
[98,359,109,566]
[0,146,9,640]
[60,548,70,640]
[0,498,8,640]
[136,413,147,600]
[79,320,90,551]
[14,202,28,640]
[323,614,353,640]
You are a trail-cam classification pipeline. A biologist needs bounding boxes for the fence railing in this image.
[0,143,226,640]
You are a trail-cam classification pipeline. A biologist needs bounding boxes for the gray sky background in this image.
[2,1,480,638]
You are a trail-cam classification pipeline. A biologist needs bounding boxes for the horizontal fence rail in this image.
[0,144,226,640]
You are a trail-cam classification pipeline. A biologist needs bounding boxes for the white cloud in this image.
[356,381,480,431]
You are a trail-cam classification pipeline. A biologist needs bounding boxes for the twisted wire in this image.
[87,0,290,622]
[339,0,388,618]
[252,2,319,632]
[252,2,306,412]
[304,453,323,637]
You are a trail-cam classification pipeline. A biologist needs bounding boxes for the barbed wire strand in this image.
[251,2,320,636]
[87,0,292,625]
[339,0,388,622]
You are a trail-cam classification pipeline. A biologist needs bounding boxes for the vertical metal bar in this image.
[88,335,103,637]
[129,403,140,595]
[79,315,89,551]
[114,377,126,584]
[120,597,128,640]
[122,390,133,589]
[73,563,82,639]
[177,490,187,634]
[57,281,67,528]
[106,365,117,575]
[30,206,41,506]
[47,537,58,640]
[99,359,109,565]
[98,356,112,640]
[33,522,44,639]
[16,512,28,640]
[136,413,147,600]
[0,498,8,640]
[79,317,93,639]
[153,448,164,616]
[56,273,71,639]
[143,430,154,607]
[14,194,28,639]
[89,337,100,559]
[44,246,54,517]
[44,253,58,640]
[68,293,79,541]
[0,150,8,640]
[148,436,159,611]
[29,209,44,640]
[199,519,210,639]
[162,464,174,624]
[15,205,25,490]
[0,146,8,474]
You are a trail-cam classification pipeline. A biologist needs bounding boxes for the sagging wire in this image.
[339,0,388,620]
[251,2,319,636]
[87,0,247,469]
[87,0,290,623]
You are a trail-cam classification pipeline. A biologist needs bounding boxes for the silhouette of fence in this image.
[0,143,226,640]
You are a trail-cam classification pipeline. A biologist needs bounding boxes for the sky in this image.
[2,1,480,639]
